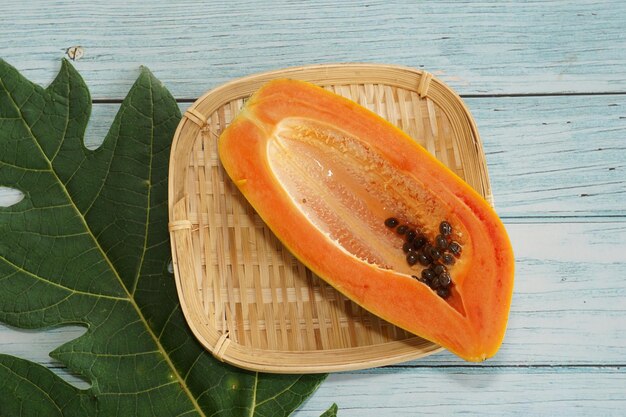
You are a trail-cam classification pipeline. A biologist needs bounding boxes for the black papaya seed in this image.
[438,272,452,287]
[440,221,452,236]
[397,225,409,235]
[435,234,448,250]
[437,287,451,299]
[430,275,442,289]
[385,217,399,228]
[448,241,462,256]
[406,252,418,266]
[421,268,435,281]
[442,253,455,265]
[433,264,447,276]
[418,253,431,266]
[429,247,442,260]
[412,235,427,250]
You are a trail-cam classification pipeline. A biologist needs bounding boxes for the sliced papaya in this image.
[218,79,514,361]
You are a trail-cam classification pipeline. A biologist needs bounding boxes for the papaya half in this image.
[218,79,514,361]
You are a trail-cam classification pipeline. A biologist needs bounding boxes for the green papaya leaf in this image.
[0,59,327,416]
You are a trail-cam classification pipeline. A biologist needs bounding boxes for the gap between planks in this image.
[44,364,624,371]
[91,91,626,105]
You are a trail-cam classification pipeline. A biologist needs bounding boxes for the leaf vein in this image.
[157,306,179,340]
[0,254,127,301]
[71,350,160,358]
[183,351,204,382]
[0,361,64,413]
[248,372,259,417]
[49,63,71,163]
[97,380,179,396]
[254,376,304,409]
[131,74,155,297]
[0,160,49,172]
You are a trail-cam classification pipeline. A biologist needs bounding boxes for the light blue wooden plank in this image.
[2,0,625,99]
[471,95,626,217]
[4,93,622,216]
[80,93,625,218]
[294,367,626,416]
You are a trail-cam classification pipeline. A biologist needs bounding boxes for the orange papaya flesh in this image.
[218,79,515,361]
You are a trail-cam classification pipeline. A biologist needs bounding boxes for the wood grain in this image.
[472,95,626,217]
[295,367,626,416]
[3,94,622,217]
[2,1,625,99]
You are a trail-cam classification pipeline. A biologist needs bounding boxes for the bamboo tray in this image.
[168,64,492,373]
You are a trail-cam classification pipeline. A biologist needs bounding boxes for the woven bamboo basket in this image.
[168,64,492,373]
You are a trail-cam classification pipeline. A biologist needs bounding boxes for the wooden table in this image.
[1,1,624,415]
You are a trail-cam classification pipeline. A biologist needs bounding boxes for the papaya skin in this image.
[218,79,514,361]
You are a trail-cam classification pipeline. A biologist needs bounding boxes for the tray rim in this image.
[168,63,491,373]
